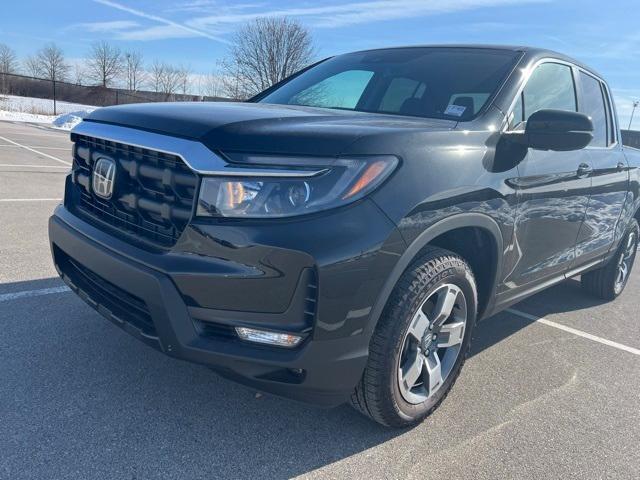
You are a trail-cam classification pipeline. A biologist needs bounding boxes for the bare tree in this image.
[87,41,123,87]
[23,56,41,78]
[199,72,224,98]
[150,61,181,97]
[34,43,69,82]
[222,17,315,99]
[150,61,164,93]
[0,43,18,74]
[0,43,19,95]
[177,64,192,95]
[124,50,146,91]
[71,61,86,85]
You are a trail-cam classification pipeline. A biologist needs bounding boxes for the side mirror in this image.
[508,109,594,151]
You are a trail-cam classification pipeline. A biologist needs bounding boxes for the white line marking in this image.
[507,308,640,356]
[0,135,71,166]
[0,164,68,169]
[0,145,71,150]
[0,198,62,202]
[0,131,65,138]
[0,286,71,303]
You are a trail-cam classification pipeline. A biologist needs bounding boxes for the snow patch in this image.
[0,110,54,124]
[0,94,95,115]
[0,95,96,130]
[52,110,93,131]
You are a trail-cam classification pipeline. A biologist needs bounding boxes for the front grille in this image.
[68,133,198,250]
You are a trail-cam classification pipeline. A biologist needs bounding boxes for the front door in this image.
[505,62,592,289]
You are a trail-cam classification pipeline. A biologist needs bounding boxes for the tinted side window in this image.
[523,63,576,120]
[579,72,608,147]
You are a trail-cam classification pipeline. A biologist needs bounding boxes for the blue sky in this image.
[2,0,639,126]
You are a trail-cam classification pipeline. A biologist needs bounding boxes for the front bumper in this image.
[49,202,403,406]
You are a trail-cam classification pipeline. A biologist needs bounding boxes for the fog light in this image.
[235,327,303,348]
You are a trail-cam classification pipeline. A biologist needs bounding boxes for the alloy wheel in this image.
[614,231,637,294]
[398,283,468,404]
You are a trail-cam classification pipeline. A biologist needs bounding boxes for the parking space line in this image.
[0,164,68,169]
[0,145,71,150]
[0,135,71,166]
[0,198,62,202]
[0,131,65,138]
[507,308,640,356]
[0,286,70,303]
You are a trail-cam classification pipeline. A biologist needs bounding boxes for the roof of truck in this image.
[347,44,604,81]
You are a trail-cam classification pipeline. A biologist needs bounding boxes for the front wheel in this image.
[350,247,477,427]
[582,219,639,300]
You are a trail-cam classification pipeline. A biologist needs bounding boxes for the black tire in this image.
[350,247,477,427]
[581,219,639,300]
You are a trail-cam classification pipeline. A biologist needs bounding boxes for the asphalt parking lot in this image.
[0,120,638,480]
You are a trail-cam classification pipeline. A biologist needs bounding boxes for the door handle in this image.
[577,163,592,178]
[617,161,626,171]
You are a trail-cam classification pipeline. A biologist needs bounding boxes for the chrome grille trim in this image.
[71,121,326,178]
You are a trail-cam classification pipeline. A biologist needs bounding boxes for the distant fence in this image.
[0,72,227,114]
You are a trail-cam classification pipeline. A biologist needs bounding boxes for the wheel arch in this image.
[365,213,504,339]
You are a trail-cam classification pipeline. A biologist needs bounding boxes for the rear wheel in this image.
[350,247,477,427]
[581,219,639,300]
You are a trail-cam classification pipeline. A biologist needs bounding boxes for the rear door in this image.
[506,62,592,289]
[574,73,629,263]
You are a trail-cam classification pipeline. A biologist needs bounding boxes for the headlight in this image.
[196,155,398,218]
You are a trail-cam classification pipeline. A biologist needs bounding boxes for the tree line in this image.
[0,17,315,100]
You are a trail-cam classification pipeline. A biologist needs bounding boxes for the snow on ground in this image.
[0,94,94,115]
[0,95,96,130]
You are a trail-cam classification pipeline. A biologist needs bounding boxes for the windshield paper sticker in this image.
[444,104,466,117]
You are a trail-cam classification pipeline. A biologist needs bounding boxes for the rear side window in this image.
[579,72,608,147]
[523,63,577,118]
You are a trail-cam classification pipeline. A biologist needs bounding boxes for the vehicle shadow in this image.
[470,277,607,358]
[0,276,610,478]
[1,278,403,480]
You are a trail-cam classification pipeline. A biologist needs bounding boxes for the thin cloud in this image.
[116,24,202,41]
[90,0,548,43]
[166,1,265,14]
[188,0,550,30]
[73,20,140,33]
[93,0,229,43]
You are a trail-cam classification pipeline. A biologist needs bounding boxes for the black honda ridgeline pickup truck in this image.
[49,46,640,427]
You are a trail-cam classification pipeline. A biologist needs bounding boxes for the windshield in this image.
[258,47,520,121]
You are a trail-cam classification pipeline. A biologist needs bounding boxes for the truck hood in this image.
[84,102,457,156]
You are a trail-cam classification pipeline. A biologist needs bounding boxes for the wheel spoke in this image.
[620,262,628,282]
[627,233,635,252]
[425,351,443,396]
[437,321,465,348]
[400,349,424,392]
[624,238,636,259]
[431,285,461,328]
[407,309,430,340]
